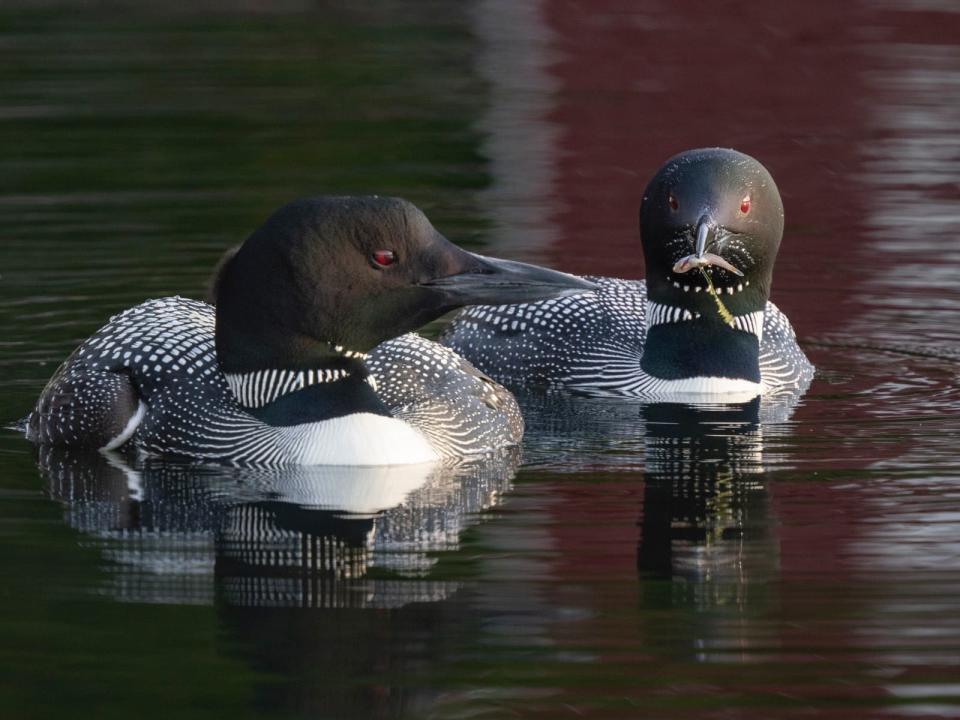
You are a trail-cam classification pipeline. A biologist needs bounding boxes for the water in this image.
[1,1,959,718]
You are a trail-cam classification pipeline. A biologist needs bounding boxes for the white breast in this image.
[645,375,763,402]
[277,413,440,466]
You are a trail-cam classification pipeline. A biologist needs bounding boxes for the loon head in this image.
[639,148,784,318]
[215,196,594,374]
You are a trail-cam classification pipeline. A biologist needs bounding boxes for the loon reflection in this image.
[40,447,519,608]
[517,391,793,617]
[635,400,779,613]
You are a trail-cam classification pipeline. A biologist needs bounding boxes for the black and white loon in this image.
[25,197,593,465]
[441,148,814,399]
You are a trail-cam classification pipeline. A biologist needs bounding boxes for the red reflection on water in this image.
[500,1,960,712]
[539,0,877,342]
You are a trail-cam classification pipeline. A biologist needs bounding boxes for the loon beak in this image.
[421,252,597,306]
[695,215,715,259]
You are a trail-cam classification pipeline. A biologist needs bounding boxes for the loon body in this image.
[441,149,814,398]
[26,197,592,465]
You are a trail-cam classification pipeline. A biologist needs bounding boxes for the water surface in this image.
[1,2,959,718]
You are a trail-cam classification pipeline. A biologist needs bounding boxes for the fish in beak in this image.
[672,216,743,277]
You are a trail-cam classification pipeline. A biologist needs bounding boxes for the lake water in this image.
[1,2,959,718]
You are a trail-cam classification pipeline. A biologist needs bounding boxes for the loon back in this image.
[367,333,522,457]
[440,276,813,398]
[27,297,521,464]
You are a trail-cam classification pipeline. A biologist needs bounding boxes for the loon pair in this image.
[26,149,813,465]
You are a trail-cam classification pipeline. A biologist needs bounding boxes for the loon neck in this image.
[223,348,370,408]
[641,298,764,383]
[645,299,764,341]
[224,354,392,425]
[647,273,769,317]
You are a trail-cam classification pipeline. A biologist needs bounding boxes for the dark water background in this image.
[1,1,959,718]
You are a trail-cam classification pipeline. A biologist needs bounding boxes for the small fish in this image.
[672,252,743,277]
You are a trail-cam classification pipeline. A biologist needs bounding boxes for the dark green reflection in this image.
[0,3,490,718]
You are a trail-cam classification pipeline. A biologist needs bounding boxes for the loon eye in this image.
[668,193,678,211]
[739,195,751,214]
[371,250,396,269]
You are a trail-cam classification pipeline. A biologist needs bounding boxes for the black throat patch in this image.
[641,318,761,382]
[247,374,391,426]
[224,355,392,425]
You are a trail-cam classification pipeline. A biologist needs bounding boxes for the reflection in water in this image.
[39,447,518,718]
[856,31,960,351]
[516,386,803,624]
[635,402,781,665]
[470,0,560,261]
[41,448,519,609]
[517,385,801,473]
[637,402,773,591]
[515,394,793,669]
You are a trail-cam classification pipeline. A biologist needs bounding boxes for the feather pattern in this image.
[440,276,814,398]
[27,297,522,463]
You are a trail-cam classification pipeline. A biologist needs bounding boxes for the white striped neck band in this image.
[224,366,377,409]
[645,300,764,341]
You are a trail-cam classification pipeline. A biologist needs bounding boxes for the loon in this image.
[440,148,814,399]
[25,196,594,465]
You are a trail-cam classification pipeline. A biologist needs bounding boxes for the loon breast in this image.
[276,413,439,466]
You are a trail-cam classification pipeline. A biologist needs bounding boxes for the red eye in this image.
[371,250,396,268]
[668,194,678,211]
[740,195,751,214]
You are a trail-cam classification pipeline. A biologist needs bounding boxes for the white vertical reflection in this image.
[470,0,561,260]
[858,36,960,347]
[853,20,960,703]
